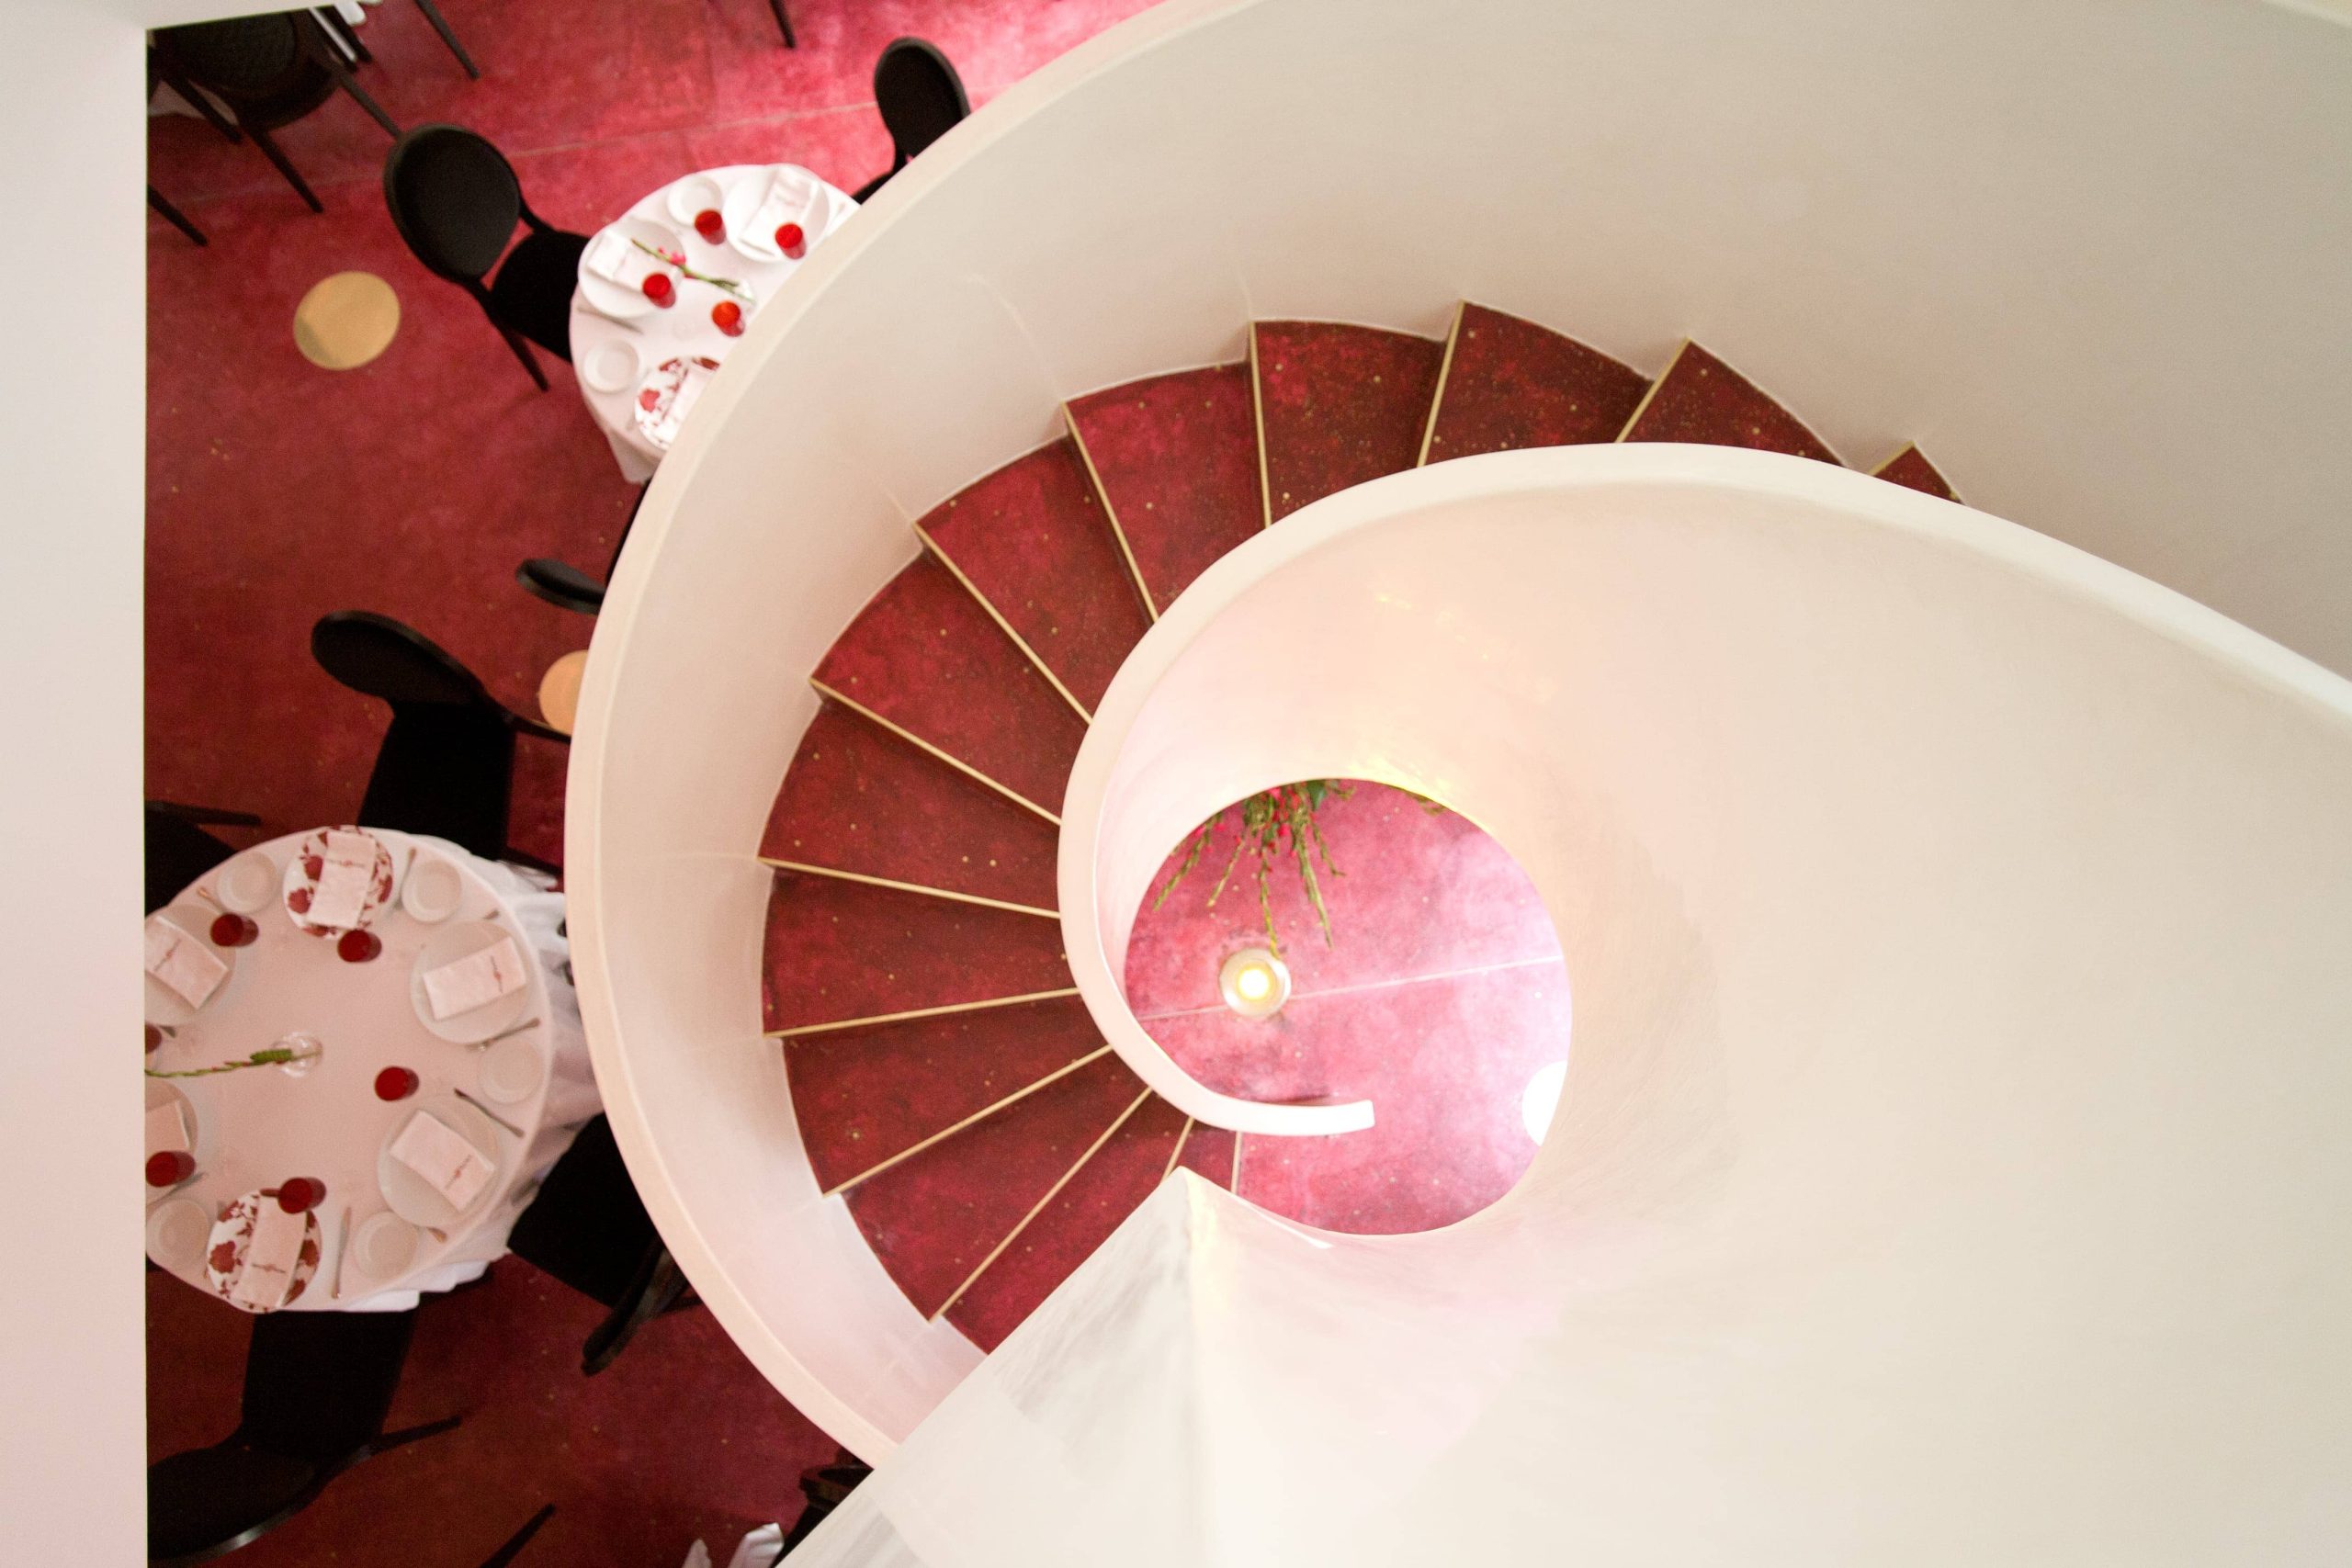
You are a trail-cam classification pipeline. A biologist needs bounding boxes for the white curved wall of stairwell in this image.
[809,444,2352,1564]
[568,0,2352,1454]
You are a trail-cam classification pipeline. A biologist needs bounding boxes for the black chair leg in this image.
[493,321,550,391]
[148,186,208,247]
[328,63,402,138]
[247,124,323,213]
[367,1414,461,1458]
[767,0,796,48]
[480,1505,556,1568]
[314,6,372,64]
[582,1247,688,1376]
[414,0,482,78]
[157,62,243,143]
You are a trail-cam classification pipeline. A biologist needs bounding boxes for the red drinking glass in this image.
[711,299,744,337]
[374,1066,420,1102]
[146,1150,196,1188]
[145,1023,164,1055]
[209,912,258,948]
[694,208,725,243]
[336,928,382,964]
[641,272,675,308]
[775,221,805,259]
[276,1178,325,1214]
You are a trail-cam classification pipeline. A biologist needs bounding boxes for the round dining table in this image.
[568,162,856,481]
[143,828,599,1312]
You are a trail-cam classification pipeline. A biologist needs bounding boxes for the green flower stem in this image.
[628,236,752,302]
[144,1047,296,1080]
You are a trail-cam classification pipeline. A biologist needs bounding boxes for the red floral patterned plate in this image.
[203,1190,322,1313]
[279,826,396,936]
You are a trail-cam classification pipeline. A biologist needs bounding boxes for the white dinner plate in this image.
[147,1198,211,1272]
[144,903,239,1028]
[722,164,831,263]
[664,171,726,227]
[376,1093,504,1228]
[349,1211,422,1287]
[581,335,641,394]
[144,1077,204,1167]
[409,919,534,1043]
[577,216,688,321]
[215,848,278,914]
[401,852,465,923]
[280,826,397,935]
[203,1191,323,1313]
[476,1034,546,1105]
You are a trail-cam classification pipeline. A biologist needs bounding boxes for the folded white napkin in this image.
[390,1111,494,1211]
[307,829,378,931]
[144,918,227,1009]
[584,229,656,288]
[741,168,819,257]
[647,360,715,448]
[423,935,528,1021]
[145,1101,190,1157]
[232,1201,306,1311]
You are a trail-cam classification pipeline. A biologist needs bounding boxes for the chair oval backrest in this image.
[873,38,969,166]
[311,612,492,709]
[383,124,524,285]
[153,15,309,103]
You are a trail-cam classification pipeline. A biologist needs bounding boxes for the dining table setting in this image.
[570,161,857,480]
[143,827,599,1313]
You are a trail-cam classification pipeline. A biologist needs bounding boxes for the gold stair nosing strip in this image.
[932,1086,1158,1321]
[912,522,1096,725]
[1416,300,1467,468]
[758,858,1057,920]
[822,1044,1116,1198]
[765,987,1080,1040]
[1612,337,1689,443]
[1160,1115,1195,1185]
[1248,322,1274,530]
[1062,402,1161,623]
[809,679,1062,827]
[1230,1131,1244,1191]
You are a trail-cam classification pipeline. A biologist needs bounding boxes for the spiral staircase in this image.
[754,302,1956,1352]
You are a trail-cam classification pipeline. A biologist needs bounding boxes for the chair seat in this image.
[148,1444,320,1562]
[358,705,514,861]
[490,229,589,361]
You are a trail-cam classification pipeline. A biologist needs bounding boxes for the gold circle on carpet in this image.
[293,271,401,369]
[538,649,590,736]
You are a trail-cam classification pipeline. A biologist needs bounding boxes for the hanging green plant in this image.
[1153,781,1353,959]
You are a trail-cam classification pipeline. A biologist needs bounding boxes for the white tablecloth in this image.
[568,163,856,481]
[144,829,598,1312]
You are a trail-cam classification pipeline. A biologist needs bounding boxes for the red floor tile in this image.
[760,702,1062,909]
[1423,302,1650,463]
[945,1095,1186,1350]
[786,994,1108,1192]
[1619,341,1840,462]
[842,1052,1145,1316]
[1875,443,1960,501]
[916,439,1152,715]
[760,870,1070,1032]
[1253,321,1445,523]
[1067,363,1263,615]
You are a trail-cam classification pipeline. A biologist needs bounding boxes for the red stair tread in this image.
[761,703,1061,911]
[1619,342,1839,463]
[1424,303,1650,463]
[944,1095,1188,1350]
[1174,1123,1237,1190]
[1255,321,1445,523]
[917,439,1151,715]
[1875,444,1960,501]
[786,995,1109,1194]
[842,1050,1147,1317]
[762,871,1070,1033]
[1067,364,1262,615]
[812,553,1087,818]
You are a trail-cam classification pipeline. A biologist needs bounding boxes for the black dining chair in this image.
[763,1,797,48]
[310,611,567,874]
[852,39,970,203]
[147,186,209,247]
[514,483,648,616]
[153,12,401,214]
[147,1308,459,1564]
[474,1504,556,1567]
[146,801,263,914]
[384,124,590,391]
[505,1115,697,1375]
[319,2,481,79]
[775,1452,874,1558]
